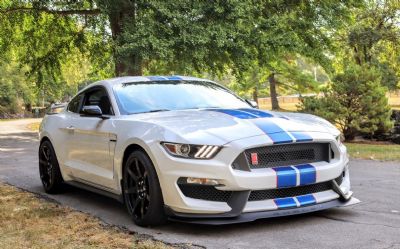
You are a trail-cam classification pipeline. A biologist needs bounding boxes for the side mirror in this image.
[246,99,259,109]
[81,105,108,119]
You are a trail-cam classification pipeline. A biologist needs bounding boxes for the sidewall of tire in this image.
[123,150,166,226]
[39,140,63,194]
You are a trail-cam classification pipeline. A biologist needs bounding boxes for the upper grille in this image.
[235,142,331,170]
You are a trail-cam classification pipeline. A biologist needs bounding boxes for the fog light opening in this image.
[186,177,220,186]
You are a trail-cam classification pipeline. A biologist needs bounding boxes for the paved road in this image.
[1,119,400,249]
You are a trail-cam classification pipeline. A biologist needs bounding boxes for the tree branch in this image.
[0,7,101,16]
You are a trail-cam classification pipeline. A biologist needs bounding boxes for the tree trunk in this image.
[108,4,142,76]
[268,73,280,110]
[252,87,258,105]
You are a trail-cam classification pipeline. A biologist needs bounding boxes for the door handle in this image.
[65,125,75,130]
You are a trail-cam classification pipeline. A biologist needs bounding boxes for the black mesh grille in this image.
[248,174,343,202]
[178,184,232,202]
[241,143,330,169]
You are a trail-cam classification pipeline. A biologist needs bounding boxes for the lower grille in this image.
[249,174,343,202]
[178,175,343,202]
[178,184,232,202]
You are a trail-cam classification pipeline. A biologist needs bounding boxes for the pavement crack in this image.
[316,214,400,229]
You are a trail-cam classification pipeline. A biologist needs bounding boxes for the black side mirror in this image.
[246,99,259,109]
[81,105,109,119]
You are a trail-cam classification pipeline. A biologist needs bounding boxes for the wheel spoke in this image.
[127,167,138,181]
[42,147,49,160]
[134,158,142,177]
[125,186,137,194]
[140,199,145,217]
[133,199,141,214]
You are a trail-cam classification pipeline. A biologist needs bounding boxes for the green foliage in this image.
[0,60,35,115]
[299,65,392,140]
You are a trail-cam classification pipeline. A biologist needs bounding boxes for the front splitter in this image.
[168,197,360,225]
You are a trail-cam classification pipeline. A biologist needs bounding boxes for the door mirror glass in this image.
[81,105,103,117]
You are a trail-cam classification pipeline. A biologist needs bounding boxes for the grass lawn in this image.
[0,183,172,249]
[345,142,400,161]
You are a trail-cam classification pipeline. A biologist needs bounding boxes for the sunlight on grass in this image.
[26,122,40,132]
[0,184,172,249]
[345,143,400,161]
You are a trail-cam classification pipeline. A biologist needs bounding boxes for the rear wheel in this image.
[123,150,166,226]
[39,140,64,193]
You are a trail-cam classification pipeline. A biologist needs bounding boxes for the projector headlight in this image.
[161,142,221,159]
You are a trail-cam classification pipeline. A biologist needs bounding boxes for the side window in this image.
[67,94,83,113]
[83,88,114,115]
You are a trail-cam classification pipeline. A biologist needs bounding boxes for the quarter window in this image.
[67,94,83,113]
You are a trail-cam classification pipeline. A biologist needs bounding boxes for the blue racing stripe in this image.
[209,109,258,119]
[274,197,297,209]
[252,119,293,144]
[206,109,294,144]
[296,194,316,206]
[147,76,168,81]
[294,164,316,185]
[239,108,274,118]
[166,76,183,80]
[291,132,313,142]
[273,166,297,188]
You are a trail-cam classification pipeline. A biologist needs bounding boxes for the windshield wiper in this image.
[129,109,170,114]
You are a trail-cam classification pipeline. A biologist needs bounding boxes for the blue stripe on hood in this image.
[239,108,274,118]
[207,108,311,144]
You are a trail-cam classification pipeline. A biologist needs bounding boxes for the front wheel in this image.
[123,150,166,226]
[39,140,64,193]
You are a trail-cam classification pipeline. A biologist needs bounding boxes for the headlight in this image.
[161,142,221,159]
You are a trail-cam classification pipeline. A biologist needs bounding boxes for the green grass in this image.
[345,142,400,161]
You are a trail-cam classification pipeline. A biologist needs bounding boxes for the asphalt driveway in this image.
[0,119,399,249]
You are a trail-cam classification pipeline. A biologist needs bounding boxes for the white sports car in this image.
[39,76,359,226]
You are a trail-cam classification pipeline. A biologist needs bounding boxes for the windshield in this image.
[113,81,250,114]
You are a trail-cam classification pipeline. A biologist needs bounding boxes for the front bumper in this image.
[149,133,359,221]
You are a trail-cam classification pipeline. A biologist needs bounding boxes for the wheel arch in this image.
[119,142,160,185]
[40,136,51,145]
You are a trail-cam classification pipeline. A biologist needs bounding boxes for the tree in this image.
[0,0,258,78]
[299,65,392,140]
[334,0,400,89]
[241,0,360,109]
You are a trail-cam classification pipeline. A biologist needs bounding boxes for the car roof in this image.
[79,75,215,93]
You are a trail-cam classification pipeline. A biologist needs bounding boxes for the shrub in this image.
[299,65,393,140]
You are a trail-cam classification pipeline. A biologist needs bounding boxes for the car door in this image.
[65,86,117,191]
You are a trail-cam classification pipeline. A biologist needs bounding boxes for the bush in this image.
[299,65,393,140]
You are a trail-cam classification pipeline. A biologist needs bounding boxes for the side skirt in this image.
[66,180,123,203]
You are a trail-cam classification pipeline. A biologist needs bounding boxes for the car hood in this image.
[129,108,339,144]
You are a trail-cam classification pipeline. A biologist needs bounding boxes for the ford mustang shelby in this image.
[39,76,359,226]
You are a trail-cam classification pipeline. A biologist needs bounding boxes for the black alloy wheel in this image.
[38,140,63,193]
[123,150,166,226]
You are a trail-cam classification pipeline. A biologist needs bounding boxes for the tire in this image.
[38,140,64,194]
[123,150,166,226]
